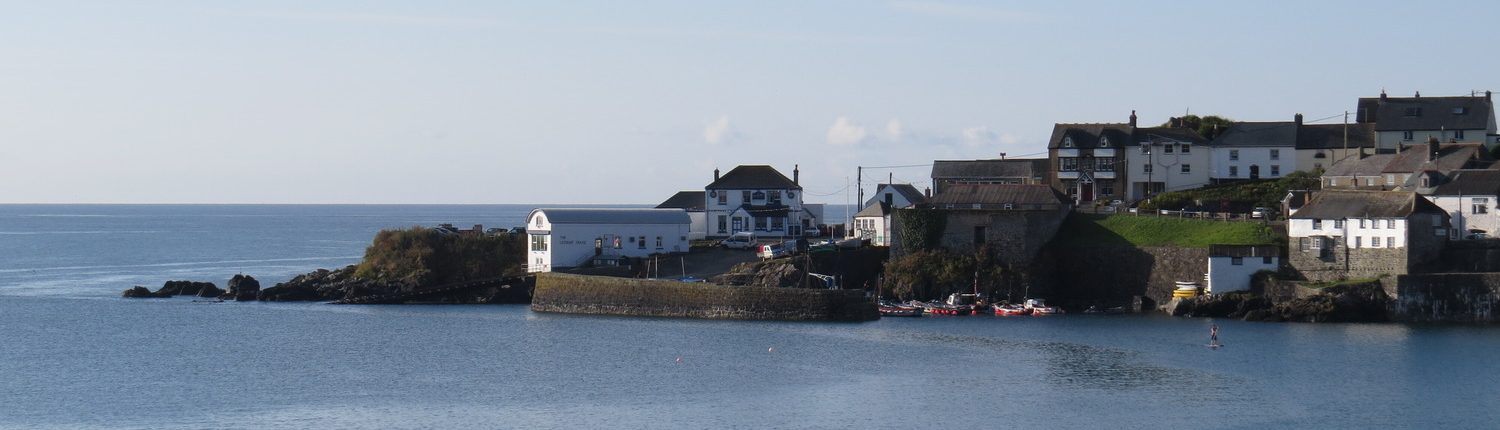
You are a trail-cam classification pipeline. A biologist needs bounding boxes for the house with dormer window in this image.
[1356,90,1496,152]
[1048,111,1208,204]
[704,165,810,238]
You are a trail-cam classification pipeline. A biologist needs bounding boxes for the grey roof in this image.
[1209,244,1282,258]
[1296,123,1377,150]
[1047,123,1135,149]
[1356,94,1495,131]
[1211,122,1297,148]
[1323,154,1396,177]
[1289,190,1444,219]
[854,202,890,218]
[866,183,928,207]
[931,159,1048,179]
[706,165,801,190]
[655,191,706,211]
[1381,142,1488,174]
[927,184,1065,206]
[530,208,690,225]
[1136,126,1209,144]
[1431,169,1500,196]
[1284,190,1312,210]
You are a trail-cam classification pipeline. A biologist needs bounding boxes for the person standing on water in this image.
[1210,323,1220,344]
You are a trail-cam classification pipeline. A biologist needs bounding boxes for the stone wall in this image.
[1032,245,1209,308]
[1289,240,1413,282]
[897,207,1066,267]
[1430,240,1500,272]
[531,273,878,321]
[1393,273,1500,323]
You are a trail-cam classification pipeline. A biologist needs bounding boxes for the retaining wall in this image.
[531,273,878,321]
[1394,273,1500,323]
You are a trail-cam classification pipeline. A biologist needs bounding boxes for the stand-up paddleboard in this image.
[1207,342,1224,349]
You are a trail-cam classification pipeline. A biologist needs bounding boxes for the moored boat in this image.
[879,304,923,317]
[1024,298,1063,315]
[992,303,1029,316]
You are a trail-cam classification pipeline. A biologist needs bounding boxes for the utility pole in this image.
[856,166,863,210]
[1343,111,1349,161]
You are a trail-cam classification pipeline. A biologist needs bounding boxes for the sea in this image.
[2,204,1498,429]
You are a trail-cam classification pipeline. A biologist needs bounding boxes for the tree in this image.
[1162,114,1234,140]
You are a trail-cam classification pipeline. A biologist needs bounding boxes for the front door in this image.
[1078,172,1094,202]
[1250,165,1261,179]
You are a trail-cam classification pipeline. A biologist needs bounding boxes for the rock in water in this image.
[225,275,261,301]
[122,286,157,298]
[196,283,226,298]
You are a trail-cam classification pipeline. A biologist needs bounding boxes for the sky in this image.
[2,1,1498,204]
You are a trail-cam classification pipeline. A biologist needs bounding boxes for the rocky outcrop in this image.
[258,266,368,301]
[1168,282,1391,323]
[121,281,219,298]
[224,275,260,301]
[532,272,877,321]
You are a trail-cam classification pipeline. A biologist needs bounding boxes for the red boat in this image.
[992,304,1029,316]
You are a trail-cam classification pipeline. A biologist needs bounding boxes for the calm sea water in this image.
[2,205,1498,429]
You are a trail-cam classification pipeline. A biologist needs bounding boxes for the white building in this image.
[704,165,809,238]
[1206,245,1280,294]
[1125,127,1211,199]
[1208,121,1297,182]
[863,183,928,209]
[655,191,707,240]
[525,208,691,273]
[851,202,890,246]
[1286,190,1449,281]
[1356,91,1496,152]
[1428,169,1500,239]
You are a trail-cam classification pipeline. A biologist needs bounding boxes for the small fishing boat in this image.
[992,303,1029,316]
[878,304,923,317]
[1024,298,1063,315]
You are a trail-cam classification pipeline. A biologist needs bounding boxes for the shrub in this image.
[354,227,525,288]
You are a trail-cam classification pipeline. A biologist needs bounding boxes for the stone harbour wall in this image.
[1035,245,1210,308]
[531,273,878,322]
[1394,273,1500,323]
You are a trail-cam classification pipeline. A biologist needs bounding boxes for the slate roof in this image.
[1047,124,1205,149]
[1289,190,1444,219]
[1355,95,1495,131]
[531,208,690,225]
[1380,143,1488,174]
[1136,126,1209,144]
[1431,169,1500,196]
[1284,190,1312,210]
[1323,154,1396,177]
[1296,123,1377,150]
[1211,122,1297,148]
[655,191,706,211]
[706,165,801,190]
[931,159,1048,179]
[866,183,928,207]
[853,202,890,218]
[1209,244,1282,258]
[926,184,1065,206]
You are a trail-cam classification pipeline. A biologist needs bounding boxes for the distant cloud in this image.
[961,126,998,147]
[826,116,870,146]
[887,1,1044,23]
[885,119,903,140]
[703,115,740,145]
[221,10,497,27]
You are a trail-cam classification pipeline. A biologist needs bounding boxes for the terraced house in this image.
[1047,111,1208,204]
[1286,190,1449,281]
[1355,90,1497,152]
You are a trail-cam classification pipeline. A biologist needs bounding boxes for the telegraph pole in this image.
[856,166,863,210]
[1343,111,1349,161]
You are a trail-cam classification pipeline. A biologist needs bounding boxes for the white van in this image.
[720,232,758,250]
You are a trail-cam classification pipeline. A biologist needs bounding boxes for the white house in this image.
[1208,120,1297,182]
[851,202,890,246]
[1206,245,1280,294]
[1428,169,1500,239]
[1356,91,1496,152]
[863,183,928,209]
[1125,127,1212,200]
[525,208,691,273]
[655,191,707,240]
[1286,190,1449,281]
[704,165,808,238]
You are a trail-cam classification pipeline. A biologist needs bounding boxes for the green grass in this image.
[1052,213,1278,248]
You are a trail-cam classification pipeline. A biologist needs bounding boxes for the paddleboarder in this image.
[1210,323,1220,345]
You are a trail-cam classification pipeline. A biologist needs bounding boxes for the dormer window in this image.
[1099,137,1111,147]
[1063,137,1074,148]
[1453,107,1469,115]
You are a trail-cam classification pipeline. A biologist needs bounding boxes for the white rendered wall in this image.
[1432,195,1500,238]
[1289,217,1408,248]
[1207,256,1279,294]
[1210,146,1294,180]
[525,213,690,273]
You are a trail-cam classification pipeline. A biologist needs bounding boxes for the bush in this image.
[354,227,525,288]
[1138,171,1320,212]
[881,247,1005,301]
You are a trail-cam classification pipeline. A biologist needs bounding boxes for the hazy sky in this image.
[3,1,1497,204]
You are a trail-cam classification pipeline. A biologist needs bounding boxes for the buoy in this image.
[675,356,683,364]
[768,347,775,353]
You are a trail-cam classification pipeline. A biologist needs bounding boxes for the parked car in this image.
[1251,207,1273,219]
[757,242,791,259]
[835,238,864,249]
[803,225,823,237]
[720,232,758,249]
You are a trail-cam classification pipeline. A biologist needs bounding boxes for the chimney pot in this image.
[1294,113,1303,126]
[793,164,799,184]
[1380,89,1388,101]
[714,168,720,181]
[1129,110,1138,127]
[925,187,931,198]
[1415,91,1421,98]
[1488,90,1493,100]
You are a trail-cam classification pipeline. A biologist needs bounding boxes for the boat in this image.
[878,303,923,317]
[1024,298,1063,315]
[992,303,1029,316]
[1173,281,1203,298]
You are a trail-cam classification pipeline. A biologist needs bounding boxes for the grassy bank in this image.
[1052,213,1278,248]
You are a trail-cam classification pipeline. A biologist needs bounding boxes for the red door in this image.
[1080,182,1094,202]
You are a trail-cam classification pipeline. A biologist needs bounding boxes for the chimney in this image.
[793,164,799,184]
[1380,89,1387,101]
[925,187,932,198]
[1294,113,1303,126]
[714,168,720,181]
[1428,136,1441,162]
[1415,90,1421,98]
[1487,90,1493,100]
[1129,110,1138,127]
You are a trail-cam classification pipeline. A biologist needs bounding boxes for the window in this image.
[1299,237,1309,251]
[1097,158,1115,172]
[1475,198,1489,214]
[1387,237,1395,248]
[1231,257,1244,265]
[1453,107,1469,115]
[1230,150,1239,161]
[1181,164,1191,174]
[752,191,766,201]
[1310,236,1322,249]
[1181,144,1191,154]
[1143,163,1153,173]
[1100,181,1114,196]
[1063,137,1074,148]
[771,217,783,230]
[1099,137,1111,147]
[1403,131,1414,141]
[717,215,727,233]
[1164,144,1174,154]
[530,235,548,251]
[768,190,782,205]
[1262,256,1273,265]
[1365,178,1375,186]
[755,217,767,230]
[1355,236,1362,248]
[1421,176,1430,188]
[1314,151,1327,159]
[1229,166,1238,177]
[1060,158,1079,171]
[1385,174,1395,186]
[718,192,727,205]
[1456,130,1466,139]
[1270,149,1280,160]
[1271,165,1281,176]
[1372,236,1381,247]
[655,236,663,248]
[1359,219,1366,228]
[732,217,743,232]
[1313,219,1323,229]
[1374,219,1382,229]
[1329,178,1338,186]
[741,190,751,203]
[638,236,646,249]
[1003,203,1014,210]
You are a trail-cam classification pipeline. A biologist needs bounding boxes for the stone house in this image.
[1295,122,1377,173]
[1320,138,1491,190]
[1287,190,1449,281]
[1355,90,1497,152]
[930,158,1049,194]
[898,183,1069,266]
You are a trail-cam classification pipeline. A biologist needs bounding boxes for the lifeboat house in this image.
[525,208,691,273]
